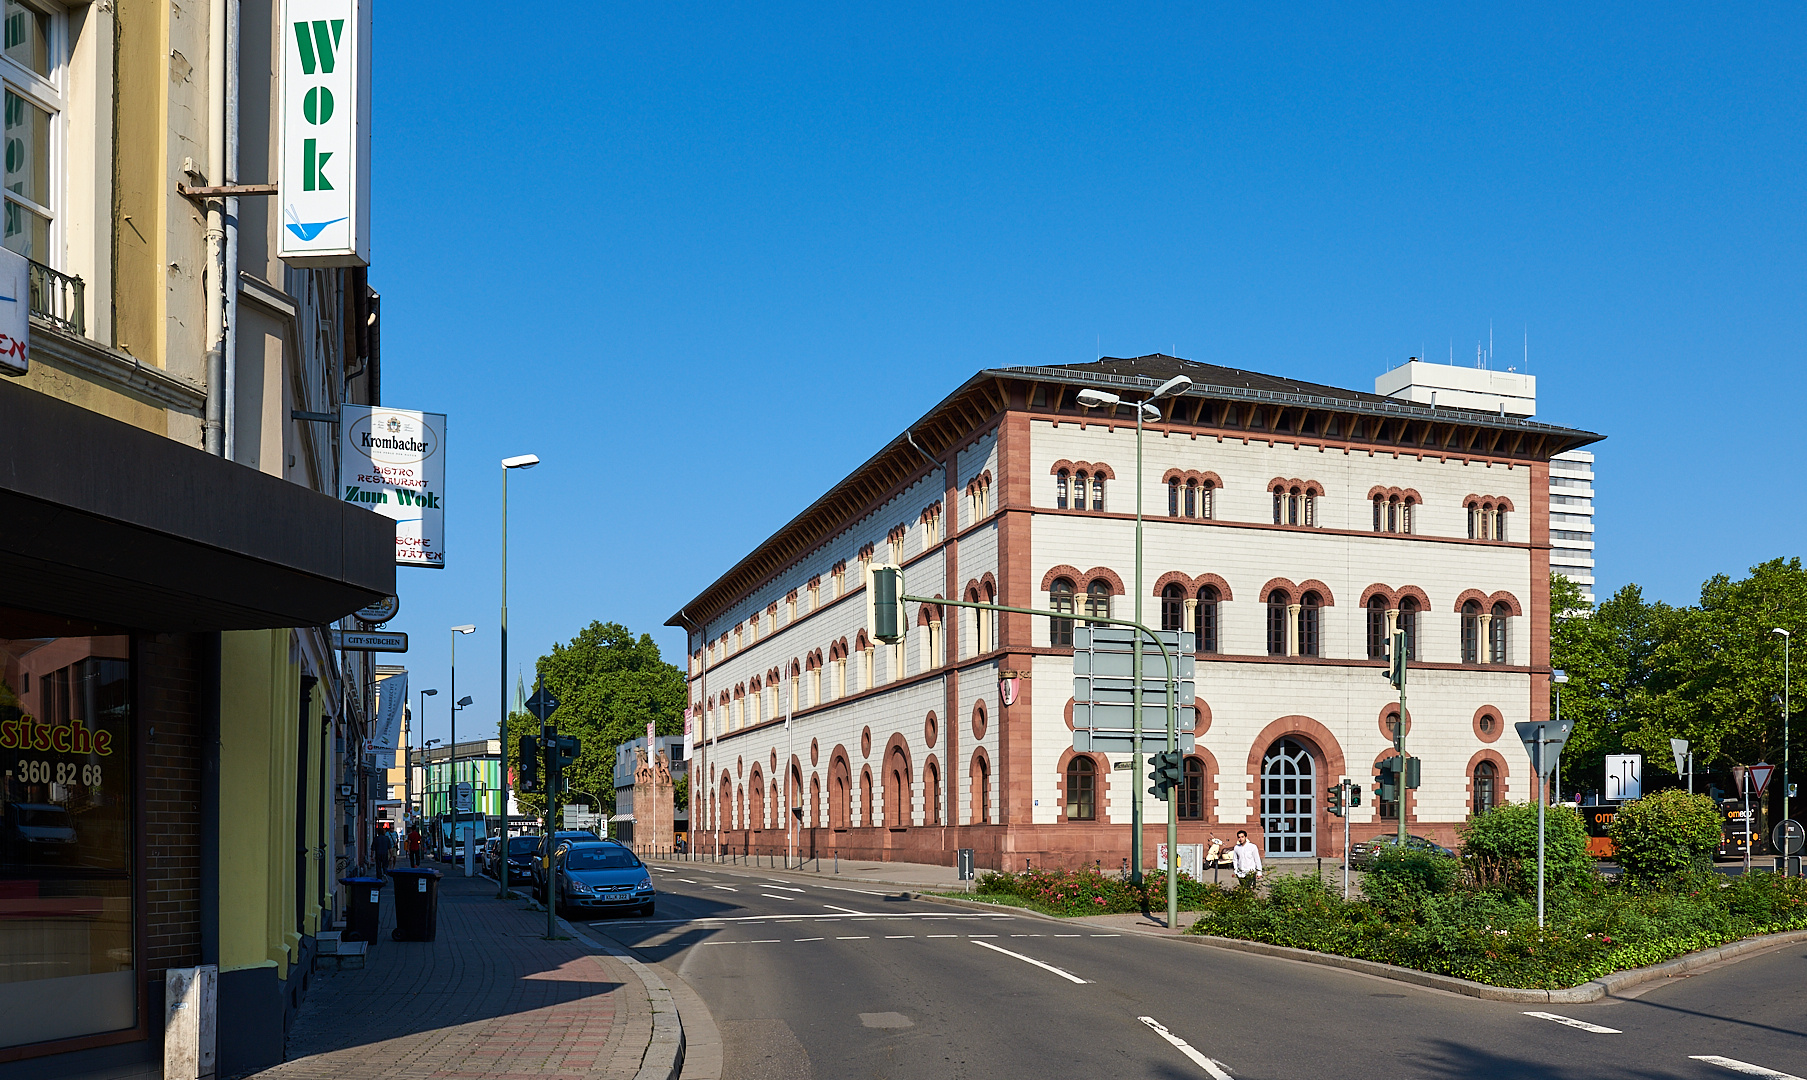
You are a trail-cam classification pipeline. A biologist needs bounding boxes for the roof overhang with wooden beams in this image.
[668,354,1603,632]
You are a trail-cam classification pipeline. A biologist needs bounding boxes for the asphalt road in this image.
[578,862,1806,1080]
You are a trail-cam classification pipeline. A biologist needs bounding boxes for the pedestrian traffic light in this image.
[517,735,540,793]
[553,734,580,769]
[1348,782,1361,808]
[1326,784,1345,817]
[867,564,906,645]
[1149,750,1183,800]
[1404,755,1422,790]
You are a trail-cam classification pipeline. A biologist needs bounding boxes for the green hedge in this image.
[1186,869,1807,989]
[966,865,1219,917]
[1608,790,1725,882]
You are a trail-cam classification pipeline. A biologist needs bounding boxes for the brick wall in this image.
[139,633,203,985]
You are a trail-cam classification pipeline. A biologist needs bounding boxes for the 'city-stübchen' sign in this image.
[340,406,446,568]
[278,0,372,266]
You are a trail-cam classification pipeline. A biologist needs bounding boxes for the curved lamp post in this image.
[499,453,539,896]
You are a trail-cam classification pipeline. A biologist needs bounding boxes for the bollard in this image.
[835,849,839,874]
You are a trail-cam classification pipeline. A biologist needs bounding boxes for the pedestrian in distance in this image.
[405,823,423,868]
[372,827,394,875]
[1230,830,1264,890]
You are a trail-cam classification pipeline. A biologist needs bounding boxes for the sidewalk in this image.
[243,873,654,1080]
[649,851,1348,893]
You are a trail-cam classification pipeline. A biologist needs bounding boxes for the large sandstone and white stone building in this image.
[668,356,1601,870]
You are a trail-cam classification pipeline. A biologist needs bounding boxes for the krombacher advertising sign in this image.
[341,406,447,568]
[278,0,372,266]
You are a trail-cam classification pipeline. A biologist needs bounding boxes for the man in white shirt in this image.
[1230,830,1263,888]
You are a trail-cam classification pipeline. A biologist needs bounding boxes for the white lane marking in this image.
[968,934,997,938]
[926,934,959,938]
[794,937,823,942]
[837,935,869,940]
[677,879,699,884]
[885,935,915,939]
[971,939,1088,984]
[1523,1012,1621,1034]
[709,885,738,892]
[1139,1016,1233,1080]
[1054,934,1082,937]
[652,867,677,873]
[760,893,799,902]
[1691,1056,1806,1080]
[763,885,805,891]
[1090,934,1121,938]
[748,939,779,943]
[823,904,867,915]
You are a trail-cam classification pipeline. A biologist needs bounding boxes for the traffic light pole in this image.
[1343,781,1352,900]
[896,590,1182,930]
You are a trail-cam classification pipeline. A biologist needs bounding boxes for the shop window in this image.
[0,622,136,1047]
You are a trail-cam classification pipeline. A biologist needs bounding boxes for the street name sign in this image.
[330,629,408,652]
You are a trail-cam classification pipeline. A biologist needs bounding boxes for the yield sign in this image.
[1749,762,1775,796]
[1516,718,1575,777]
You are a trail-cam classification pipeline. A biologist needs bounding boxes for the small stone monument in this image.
[633,745,675,854]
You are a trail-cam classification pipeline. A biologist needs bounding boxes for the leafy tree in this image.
[505,622,686,826]
[1549,575,1676,795]
[1607,790,1723,882]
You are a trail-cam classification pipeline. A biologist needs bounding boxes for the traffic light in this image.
[1348,782,1361,808]
[1404,755,1422,790]
[1148,750,1183,800]
[553,734,580,769]
[867,564,906,645]
[1375,757,1400,803]
[517,735,540,793]
[1383,629,1408,689]
[1326,784,1345,817]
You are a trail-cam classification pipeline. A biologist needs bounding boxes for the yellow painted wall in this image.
[16,355,171,433]
[218,629,302,979]
[112,0,168,367]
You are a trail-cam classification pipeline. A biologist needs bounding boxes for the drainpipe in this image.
[202,0,227,456]
[222,0,240,459]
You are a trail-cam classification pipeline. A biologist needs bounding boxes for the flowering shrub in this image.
[1185,866,1807,989]
[970,866,1224,916]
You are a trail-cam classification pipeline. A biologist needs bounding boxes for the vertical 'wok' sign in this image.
[341,406,447,568]
[278,0,371,266]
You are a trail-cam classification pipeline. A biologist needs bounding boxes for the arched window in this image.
[1266,589,1289,656]
[1494,508,1507,542]
[830,758,850,830]
[1373,497,1385,533]
[1180,757,1205,821]
[1196,585,1220,654]
[1091,473,1106,511]
[1200,480,1215,520]
[1161,583,1185,632]
[1064,757,1096,820]
[1299,591,1322,657]
[1400,497,1414,535]
[1272,487,1285,525]
[1387,496,1399,534]
[1473,760,1498,816]
[1050,578,1076,646]
[1074,471,1089,512]
[1085,581,1111,625]
[888,748,910,827]
[1490,602,1511,664]
[972,755,991,824]
[925,760,941,825]
[1057,469,1071,509]
[1467,501,1480,539]
[1168,479,1180,517]
[1260,738,1315,855]
[1366,596,1389,659]
[750,772,766,831]
[1184,479,1198,518]
[1397,595,1419,660]
[1461,600,1482,664]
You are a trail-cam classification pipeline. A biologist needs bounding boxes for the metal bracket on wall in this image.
[292,410,339,423]
[177,182,279,203]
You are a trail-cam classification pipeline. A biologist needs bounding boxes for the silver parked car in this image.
[553,842,655,918]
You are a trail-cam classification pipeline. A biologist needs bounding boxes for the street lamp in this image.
[1551,670,1568,804]
[415,689,438,822]
[1775,628,1791,829]
[1074,372,1191,926]
[500,453,539,897]
[450,624,476,874]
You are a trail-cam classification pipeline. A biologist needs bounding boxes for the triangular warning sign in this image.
[1749,762,1775,795]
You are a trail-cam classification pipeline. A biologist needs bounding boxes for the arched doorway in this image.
[1260,738,1315,855]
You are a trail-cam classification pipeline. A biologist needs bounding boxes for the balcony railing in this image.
[28,258,84,337]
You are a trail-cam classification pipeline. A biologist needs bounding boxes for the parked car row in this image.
[476,831,655,918]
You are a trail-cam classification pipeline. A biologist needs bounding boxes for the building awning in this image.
[0,379,394,630]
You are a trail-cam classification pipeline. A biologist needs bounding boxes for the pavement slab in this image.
[241,873,652,1080]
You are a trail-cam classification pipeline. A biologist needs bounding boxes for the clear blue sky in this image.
[374,4,1805,747]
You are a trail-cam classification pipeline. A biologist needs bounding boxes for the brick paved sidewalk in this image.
[243,873,652,1080]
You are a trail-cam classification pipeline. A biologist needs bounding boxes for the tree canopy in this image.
[1551,558,1804,819]
[506,621,686,820]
